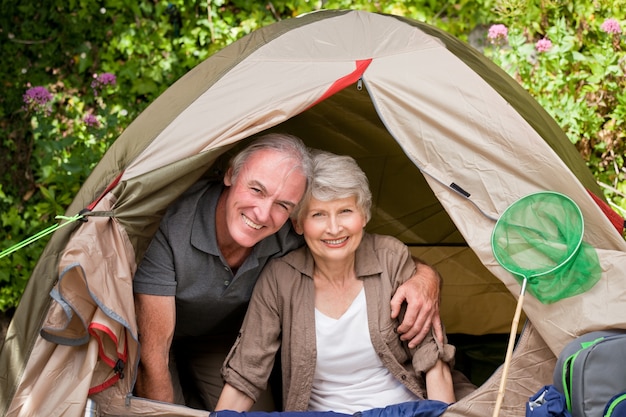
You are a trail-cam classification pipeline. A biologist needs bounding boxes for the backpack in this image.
[526,385,572,417]
[553,330,626,417]
[603,393,626,417]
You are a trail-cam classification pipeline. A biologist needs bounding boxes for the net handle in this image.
[492,278,527,417]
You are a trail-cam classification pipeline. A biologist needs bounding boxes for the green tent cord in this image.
[0,213,84,259]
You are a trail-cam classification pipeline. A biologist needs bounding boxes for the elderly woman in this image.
[216,151,457,413]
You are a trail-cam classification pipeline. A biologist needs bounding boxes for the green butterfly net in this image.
[491,191,602,304]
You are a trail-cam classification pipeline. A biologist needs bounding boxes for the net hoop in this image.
[491,191,585,280]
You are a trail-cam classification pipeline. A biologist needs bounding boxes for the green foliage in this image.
[1,0,625,313]
[483,0,626,217]
[0,186,41,312]
[1,0,261,313]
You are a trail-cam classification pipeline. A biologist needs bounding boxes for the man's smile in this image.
[242,213,263,230]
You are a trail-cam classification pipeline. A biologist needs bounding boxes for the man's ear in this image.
[291,218,304,235]
[224,168,233,186]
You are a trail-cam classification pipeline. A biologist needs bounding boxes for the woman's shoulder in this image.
[364,234,415,279]
[366,233,408,252]
[264,245,313,279]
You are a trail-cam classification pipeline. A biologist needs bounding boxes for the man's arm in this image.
[134,293,177,403]
[390,258,442,348]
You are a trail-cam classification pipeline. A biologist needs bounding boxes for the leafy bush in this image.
[0,0,276,313]
[0,75,126,311]
[482,0,626,218]
[1,0,625,314]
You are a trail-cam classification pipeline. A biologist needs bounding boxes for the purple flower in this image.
[22,86,53,114]
[488,24,508,44]
[601,18,622,35]
[535,38,553,53]
[91,72,117,95]
[98,72,116,85]
[23,86,53,106]
[84,114,100,127]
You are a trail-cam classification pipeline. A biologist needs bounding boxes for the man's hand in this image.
[390,259,442,348]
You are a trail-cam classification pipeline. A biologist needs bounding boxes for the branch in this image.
[267,2,281,21]
[207,0,215,43]
[8,36,53,45]
[597,180,626,199]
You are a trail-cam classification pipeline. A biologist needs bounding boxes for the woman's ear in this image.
[291,218,304,235]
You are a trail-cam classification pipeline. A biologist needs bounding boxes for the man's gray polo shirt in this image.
[133,179,304,339]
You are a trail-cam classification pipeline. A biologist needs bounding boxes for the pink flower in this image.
[22,86,53,114]
[84,114,100,127]
[601,18,622,35]
[488,24,508,44]
[535,38,553,53]
[91,72,117,95]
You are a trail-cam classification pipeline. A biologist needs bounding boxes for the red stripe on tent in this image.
[86,171,124,211]
[587,189,625,234]
[310,59,372,108]
[88,373,121,395]
[87,322,128,395]
[88,322,123,368]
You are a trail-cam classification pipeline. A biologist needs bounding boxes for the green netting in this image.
[491,192,602,304]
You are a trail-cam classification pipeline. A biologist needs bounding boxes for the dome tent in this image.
[1,9,625,417]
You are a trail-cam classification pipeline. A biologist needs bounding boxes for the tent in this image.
[1,8,625,417]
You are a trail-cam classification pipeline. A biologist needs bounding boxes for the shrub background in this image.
[1,0,625,315]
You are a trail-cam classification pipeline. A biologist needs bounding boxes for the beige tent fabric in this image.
[121,11,443,180]
[5,333,99,416]
[92,395,210,417]
[445,322,556,417]
[6,194,138,417]
[364,41,626,354]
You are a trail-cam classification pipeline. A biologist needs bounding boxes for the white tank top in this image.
[309,288,419,413]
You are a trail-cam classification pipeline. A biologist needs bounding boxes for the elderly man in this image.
[133,134,442,410]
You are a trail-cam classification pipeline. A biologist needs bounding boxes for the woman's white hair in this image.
[294,150,372,222]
